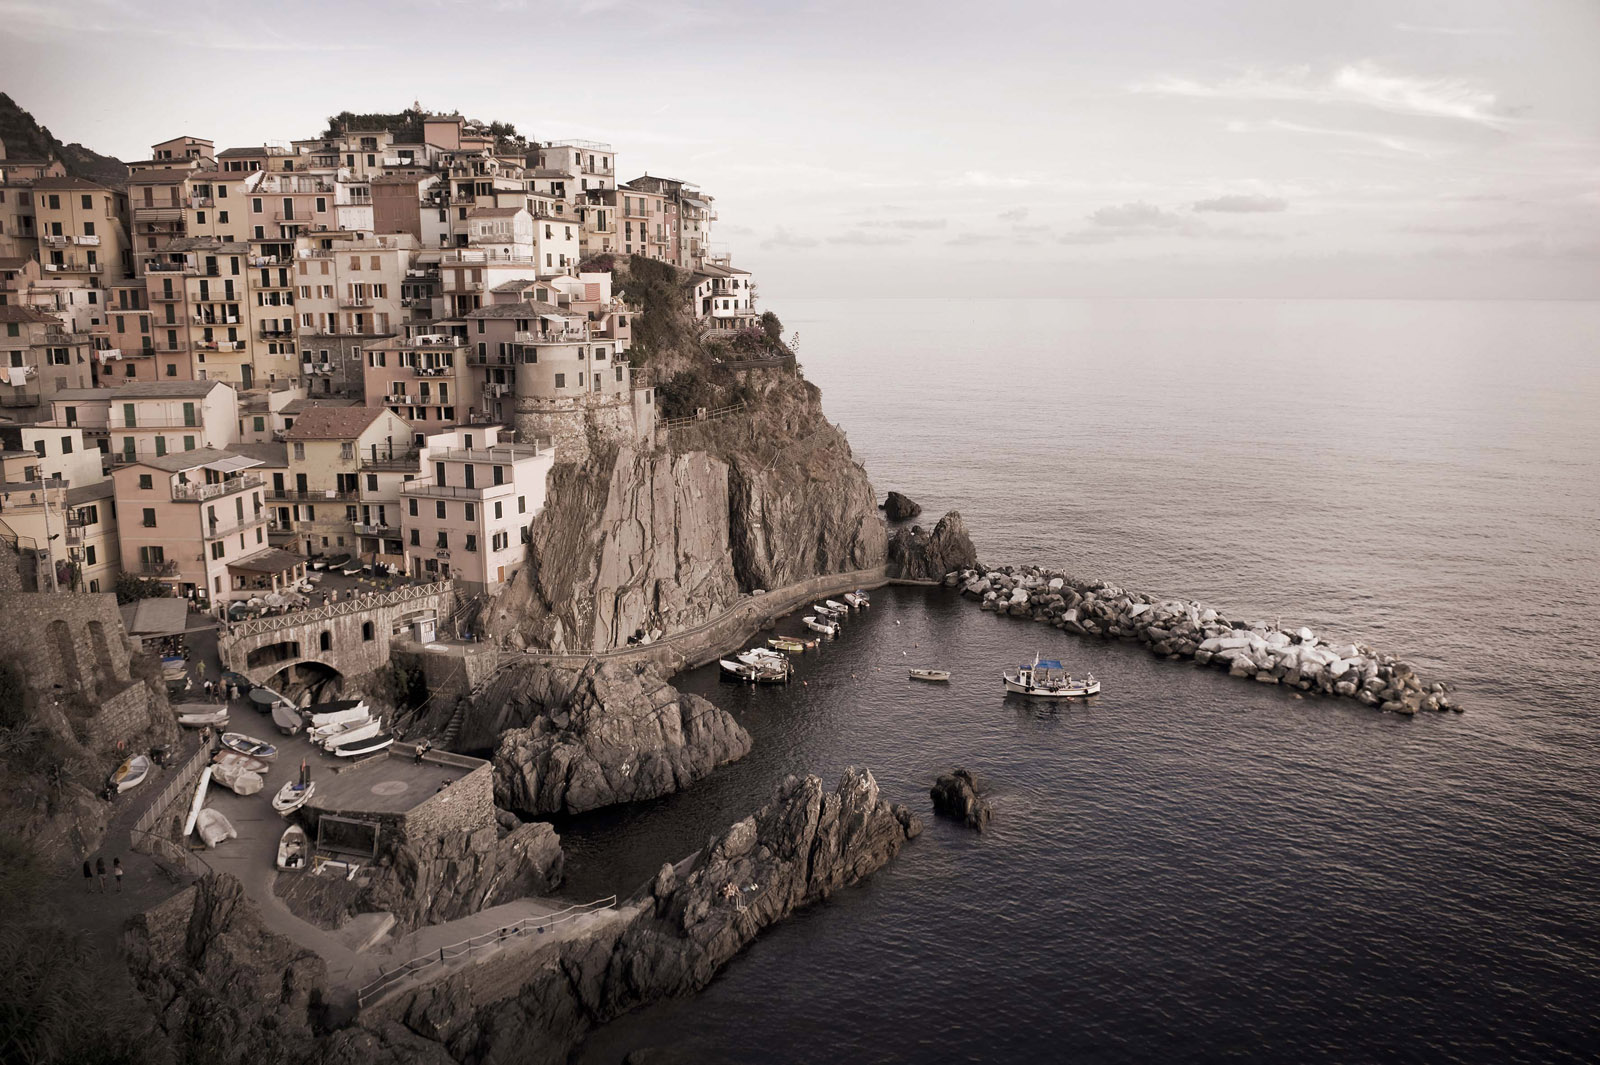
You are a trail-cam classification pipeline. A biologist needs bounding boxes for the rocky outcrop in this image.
[888,511,979,581]
[880,491,922,522]
[491,660,751,815]
[957,565,1462,714]
[360,821,565,933]
[931,768,992,831]
[406,767,921,1065]
[487,444,741,653]
[123,873,328,1064]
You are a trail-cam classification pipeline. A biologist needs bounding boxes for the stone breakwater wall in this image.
[950,565,1462,715]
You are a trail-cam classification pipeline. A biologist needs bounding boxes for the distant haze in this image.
[5,0,1597,299]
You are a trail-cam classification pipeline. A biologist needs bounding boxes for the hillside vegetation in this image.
[0,92,127,187]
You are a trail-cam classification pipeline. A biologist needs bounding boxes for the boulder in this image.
[887,511,979,581]
[879,491,923,522]
[929,769,992,831]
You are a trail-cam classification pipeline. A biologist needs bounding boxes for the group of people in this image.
[82,856,123,893]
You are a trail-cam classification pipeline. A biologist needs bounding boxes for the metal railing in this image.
[663,402,746,432]
[354,894,618,1008]
[222,579,454,638]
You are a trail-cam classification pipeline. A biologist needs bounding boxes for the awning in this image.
[119,598,190,637]
[227,548,306,575]
[202,455,262,473]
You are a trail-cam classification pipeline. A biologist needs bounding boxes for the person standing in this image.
[113,857,124,893]
[82,859,93,893]
[95,856,106,893]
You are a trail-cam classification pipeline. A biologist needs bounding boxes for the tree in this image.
[114,573,169,605]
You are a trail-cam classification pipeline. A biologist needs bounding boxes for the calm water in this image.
[564,299,1600,1063]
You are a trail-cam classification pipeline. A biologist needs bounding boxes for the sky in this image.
[3,0,1598,299]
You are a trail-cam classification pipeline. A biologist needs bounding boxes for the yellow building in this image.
[31,177,130,285]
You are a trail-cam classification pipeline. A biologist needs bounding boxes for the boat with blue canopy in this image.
[1003,653,1100,698]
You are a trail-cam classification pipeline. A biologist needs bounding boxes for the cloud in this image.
[1056,230,1122,246]
[1193,194,1289,213]
[999,207,1029,222]
[1399,221,1538,237]
[1393,22,1509,36]
[946,232,1005,246]
[857,218,947,230]
[828,230,913,247]
[953,171,1035,189]
[1133,62,1511,128]
[1225,118,1431,157]
[761,227,819,250]
[1089,202,1184,228]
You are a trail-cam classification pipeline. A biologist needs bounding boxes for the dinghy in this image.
[271,779,315,815]
[768,636,809,654]
[333,731,393,757]
[315,716,380,750]
[220,732,278,761]
[909,668,952,682]
[736,647,790,670]
[111,754,151,793]
[176,706,229,728]
[270,701,304,736]
[212,760,264,796]
[277,824,309,870]
[194,807,237,848]
[824,599,850,614]
[212,749,271,776]
[813,603,843,620]
[802,615,838,636]
[852,589,871,604]
[842,592,865,610]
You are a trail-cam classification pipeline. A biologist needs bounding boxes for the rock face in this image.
[930,768,992,831]
[880,491,922,522]
[491,660,752,815]
[413,767,922,1065]
[360,820,565,933]
[888,511,979,581]
[954,564,1462,714]
[123,873,328,1064]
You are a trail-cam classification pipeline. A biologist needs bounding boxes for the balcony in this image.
[45,330,93,344]
[154,341,188,353]
[483,382,510,398]
[135,206,185,221]
[137,559,181,577]
[411,363,453,376]
[401,481,511,502]
[42,235,70,247]
[0,390,41,407]
[204,512,267,540]
[359,447,420,471]
[266,488,357,503]
[75,235,101,246]
[190,196,215,208]
[340,297,371,309]
[192,314,240,325]
[356,521,400,537]
[466,350,511,366]
[147,262,189,275]
[259,325,293,338]
[171,474,263,502]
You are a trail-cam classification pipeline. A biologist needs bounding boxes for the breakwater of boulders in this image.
[947,566,1461,715]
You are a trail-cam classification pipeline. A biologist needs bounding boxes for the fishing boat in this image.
[176,706,229,728]
[111,754,151,793]
[277,824,309,870]
[719,658,790,684]
[909,668,952,682]
[220,732,278,761]
[768,636,809,654]
[332,731,393,757]
[195,807,237,849]
[1002,654,1101,698]
[270,701,304,736]
[736,647,790,670]
[315,716,380,751]
[802,615,838,636]
[271,779,315,815]
[824,599,850,615]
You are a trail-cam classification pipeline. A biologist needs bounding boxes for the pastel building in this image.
[0,423,118,592]
[276,404,414,562]
[106,379,238,464]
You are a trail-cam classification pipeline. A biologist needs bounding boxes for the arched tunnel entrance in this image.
[265,660,345,705]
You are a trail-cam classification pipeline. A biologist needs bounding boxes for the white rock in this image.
[1048,577,1064,591]
[1265,631,1291,649]
[1297,627,1316,644]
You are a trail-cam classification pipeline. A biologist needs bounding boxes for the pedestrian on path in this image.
[82,860,93,892]
[204,679,215,699]
[113,857,124,892]
[95,856,106,893]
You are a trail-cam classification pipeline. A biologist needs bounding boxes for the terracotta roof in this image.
[0,305,59,324]
[282,404,388,440]
[111,380,226,399]
[464,300,580,320]
[217,147,267,158]
[131,447,257,473]
[468,206,524,217]
[127,171,191,186]
[490,278,540,293]
[226,441,288,467]
[280,397,358,415]
[28,177,113,191]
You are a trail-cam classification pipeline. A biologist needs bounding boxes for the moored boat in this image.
[111,754,151,793]
[176,706,229,728]
[825,599,850,614]
[333,731,393,757]
[736,647,790,670]
[909,668,952,682]
[277,824,309,870]
[842,592,865,610]
[813,603,843,619]
[271,779,315,815]
[802,615,838,636]
[852,589,871,604]
[220,732,278,761]
[1002,654,1100,698]
[768,636,809,653]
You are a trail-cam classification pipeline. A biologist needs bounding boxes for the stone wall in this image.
[514,391,648,463]
[401,758,494,843]
[0,590,133,697]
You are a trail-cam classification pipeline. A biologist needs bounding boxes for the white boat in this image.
[813,603,843,620]
[306,699,369,728]
[852,589,871,604]
[802,615,838,636]
[736,647,789,669]
[111,754,151,793]
[277,824,309,870]
[909,668,952,682]
[333,731,393,757]
[270,701,304,736]
[194,807,237,848]
[825,599,850,614]
[1002,654,1101,698]
[220,732,278,761]
[842,592,865,610]
[212,760,264,796]
[271,779,315,815]
[176,707,229,728]
[768,636,809,653]
[720,658,790,684]
[312,713,377,745]
[212,749,271,776]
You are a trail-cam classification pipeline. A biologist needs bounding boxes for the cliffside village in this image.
[0,113,761,606]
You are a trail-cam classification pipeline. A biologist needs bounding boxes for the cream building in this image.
[32,177,130,285]
[106,379,238,465]
[277,404,414,562]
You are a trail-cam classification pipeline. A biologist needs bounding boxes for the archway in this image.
[247,640,301,670]
[265,660,344,706]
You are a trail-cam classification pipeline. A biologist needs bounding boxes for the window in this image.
[253,416,265,432]
[408,498,417,517]
[435,500,446,519]
[184,436,196,451]
[362,621,375,642]
[319,631,332,652]
[345,505,358,522]
[366,474,377,492]
[464,534,477,553]
[81,194,92,209]
[494,501,503,519]
[142,508,156,527]
[339,442,354,460]
[85,545,97,566]
[554,373,565,389]
[210,542,224,560]
[293,442,305,460]
[219,211,229,223]
[518,495,526,514]
[435,531,448,549]
[409,528,419,546]
[138,474,153,490]
[464,502,475,522]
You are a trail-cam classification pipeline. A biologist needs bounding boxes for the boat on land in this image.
[270,701,304,736]
[802,615,838,636]
[909,668,952,682]
[195,807,237,848]
[271,779,315,815]
[315,716,380,750]
[277,824,309,870]
[768,636,809,653]
[212,749,271,775]
[1002,654,1101,698]
[307,701,369,728]
[111,754,151,792]
[220,732,278,761]
[333,731,393,757]
[825,599,850,614]
[176,706,229,728]
[212,759,264,795]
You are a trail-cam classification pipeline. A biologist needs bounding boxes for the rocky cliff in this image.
[887,510,978,581]
[489,660,751,815]
[359,820,565,933]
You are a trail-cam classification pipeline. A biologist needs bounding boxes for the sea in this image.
[562,299,1600,1064]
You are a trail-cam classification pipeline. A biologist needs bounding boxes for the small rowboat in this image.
[842,592,866,610]
[306,700,369,728]
[768,636,809,653]
[111,754,151,793]
[271,779,315,815]
[333,731,393,758]
[802,615,838,636]
[277,824,309,870]
[813,603,843,620]
[195,807,236,848]
[270,701,303,736]
[909,668,952,682]
[720,658,790,684]
[852,589,871,604]
[220,732,278,761]
[213,749,271,776]
[825,599,850,614]
[176,706,229,728]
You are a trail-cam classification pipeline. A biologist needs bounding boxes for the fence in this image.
[354,894,618,1008]
[128,741,215,878]
[223,579,454,638]
[663,403,745,433]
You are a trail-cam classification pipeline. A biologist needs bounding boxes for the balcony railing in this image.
[0,390,41,407]
[137,559,181,577]
[360,447,420,470]
[204,512,267,540]
[259,326,293,337]
[356,522,400,537]
[171,474,263,502]
[466,351,511,366]
[400,481,513,501]
[411,364,453,376]
[266,488,357,503]
[340,297,371,308]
